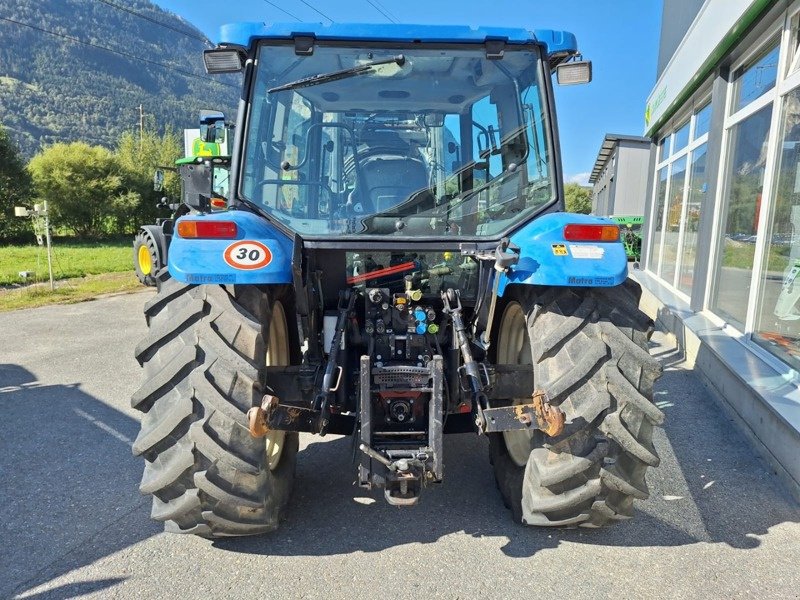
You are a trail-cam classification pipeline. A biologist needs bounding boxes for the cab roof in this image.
[219,22,578,58]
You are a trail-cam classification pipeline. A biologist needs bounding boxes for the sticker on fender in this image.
[569,244,605,259]
[223,241,273,270]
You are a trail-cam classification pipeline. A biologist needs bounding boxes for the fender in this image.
[498,212,628,296]
[168,210,293,285]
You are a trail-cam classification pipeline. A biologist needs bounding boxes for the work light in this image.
[203,47,245,74]
[556,60,592,85]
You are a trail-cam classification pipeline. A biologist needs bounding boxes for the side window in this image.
[522,78,550,185]
[471,95,503,181]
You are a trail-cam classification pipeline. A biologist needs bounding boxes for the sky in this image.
[154,0,662,185]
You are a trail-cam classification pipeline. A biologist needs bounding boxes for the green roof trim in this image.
[645,0,777,137]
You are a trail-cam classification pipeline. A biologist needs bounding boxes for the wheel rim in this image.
[138,244,152,275]
[265,300,289,471]
[497,302,534,468]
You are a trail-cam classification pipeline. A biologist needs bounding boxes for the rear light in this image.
[177,220,238,239]
[210,197,227,209]
[563,224,620,242]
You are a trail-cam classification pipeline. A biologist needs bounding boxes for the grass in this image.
[0,239,133,285]
[0,272,145,312]
[0,238,146,311]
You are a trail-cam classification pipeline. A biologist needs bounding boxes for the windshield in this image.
[241,43,555,238]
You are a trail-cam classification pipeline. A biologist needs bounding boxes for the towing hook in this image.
[247,394,280,438]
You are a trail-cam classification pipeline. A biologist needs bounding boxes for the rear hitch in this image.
[481,390,566,436]
[247,394,279,438]
[442,288,490,431]
[247,394,320,437]
[314,290,356,435]
[359,443,424,506]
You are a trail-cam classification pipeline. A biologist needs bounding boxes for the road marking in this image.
[73,407,133,447]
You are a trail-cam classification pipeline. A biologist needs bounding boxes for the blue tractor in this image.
[132,22,663,537]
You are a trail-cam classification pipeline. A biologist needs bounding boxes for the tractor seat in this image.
[349,154,429,214]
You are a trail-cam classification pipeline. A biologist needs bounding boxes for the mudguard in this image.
[497,212,628,296]
[168,210,293,285]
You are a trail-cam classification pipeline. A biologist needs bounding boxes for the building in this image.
[637,0,800,499]
[589,134,650,216]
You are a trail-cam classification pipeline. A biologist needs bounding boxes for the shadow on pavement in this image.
[16,578,126,600]
[0,364,159,599]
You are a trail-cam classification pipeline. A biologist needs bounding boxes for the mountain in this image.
[0,0,240,158]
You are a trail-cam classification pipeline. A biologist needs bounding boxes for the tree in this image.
[564,182,593,214]
[28,142,123,237]
[0,124,33,242]
[115,126,182,231]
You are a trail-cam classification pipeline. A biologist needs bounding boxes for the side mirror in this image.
[556,60,592,85]
[153,169,164,192]
[199,110,225,143]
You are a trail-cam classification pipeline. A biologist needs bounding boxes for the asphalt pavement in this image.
[1,291,799,599]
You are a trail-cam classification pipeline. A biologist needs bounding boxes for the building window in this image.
[712,104,773,328]
[710,41,780,329]
[647,99,712,293]
[673,119,691,154]
[678,144,708,294]
[734,43,780,113]
[788,13,800,76]
[657,136,668,162]
[754,87,800,367]
[694,103,712,139]
[659,156,687,283]
[650,168,668,272]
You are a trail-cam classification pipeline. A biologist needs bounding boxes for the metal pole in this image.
[44,201,54,291]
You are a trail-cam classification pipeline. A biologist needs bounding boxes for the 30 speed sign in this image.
[223,241,273,270]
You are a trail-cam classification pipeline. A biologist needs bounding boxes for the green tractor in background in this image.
[133,111,233,286]
[611,215,644,262]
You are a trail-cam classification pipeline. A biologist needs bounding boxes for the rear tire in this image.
[132,280,299,537]
[133,230,160,287]
[489,281,663,527]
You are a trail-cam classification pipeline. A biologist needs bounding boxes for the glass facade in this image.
[645,9,800,375]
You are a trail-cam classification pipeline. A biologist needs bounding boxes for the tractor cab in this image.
[208,29,588,239]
